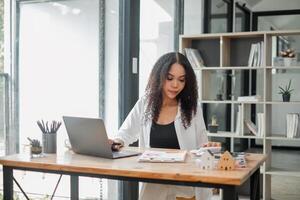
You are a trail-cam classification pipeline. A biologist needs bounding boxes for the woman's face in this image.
[162,63,186,100]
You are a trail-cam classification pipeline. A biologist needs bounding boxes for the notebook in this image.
[138,150,187,163]
[63,116,140,159]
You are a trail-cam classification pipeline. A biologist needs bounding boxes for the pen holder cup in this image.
[43,133,57,153]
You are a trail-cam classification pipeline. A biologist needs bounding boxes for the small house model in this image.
[217,151,235,170]
[197,149,214,170]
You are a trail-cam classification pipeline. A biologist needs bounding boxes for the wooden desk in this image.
[0,148,266,200]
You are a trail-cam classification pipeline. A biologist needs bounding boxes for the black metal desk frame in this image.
[2,165,260,200]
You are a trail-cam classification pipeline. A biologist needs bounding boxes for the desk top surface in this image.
[0,147,266,186]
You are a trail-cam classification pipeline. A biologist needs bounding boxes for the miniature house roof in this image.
[217,151,235,170]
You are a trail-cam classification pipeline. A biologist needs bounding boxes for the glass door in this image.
[18,0,100,154]
[16,0,105,199]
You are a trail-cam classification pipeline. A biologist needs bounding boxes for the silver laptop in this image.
[63,116,140,159]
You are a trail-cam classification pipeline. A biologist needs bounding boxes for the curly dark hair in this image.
[145,52,198,128]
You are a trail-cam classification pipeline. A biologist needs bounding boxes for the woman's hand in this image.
[202,141,221,147]
[108,138,124,151]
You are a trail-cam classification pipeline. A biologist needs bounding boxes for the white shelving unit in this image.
[180,30,300,200]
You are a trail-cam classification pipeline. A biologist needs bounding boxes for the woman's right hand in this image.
[108,138,124,151]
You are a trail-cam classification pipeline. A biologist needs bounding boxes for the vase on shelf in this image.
[283,57,297,66]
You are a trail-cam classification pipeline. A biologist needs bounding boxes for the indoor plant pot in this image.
[278,79,293,102]
[282,93,290,102]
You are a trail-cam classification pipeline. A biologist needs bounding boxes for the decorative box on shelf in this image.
[273,57,297,66]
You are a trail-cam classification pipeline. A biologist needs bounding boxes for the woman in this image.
[111,52,211,200]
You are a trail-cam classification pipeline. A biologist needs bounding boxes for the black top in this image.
[150,121,180,149]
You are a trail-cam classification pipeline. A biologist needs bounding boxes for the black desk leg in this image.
[70,175,79,200]
[223,186,238,200]
[3,166,13,200]
[250,168,260,200]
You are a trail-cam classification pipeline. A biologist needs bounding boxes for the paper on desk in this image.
[138,150,187,163]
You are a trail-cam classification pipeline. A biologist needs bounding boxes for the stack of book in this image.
[286,113,299,138]
[247,42,264,67]
[184,48,205,69]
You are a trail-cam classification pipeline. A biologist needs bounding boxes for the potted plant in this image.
[27,137,42,155]
[278,79,293,102]
[37,120,62,153]
[208,115,219,133]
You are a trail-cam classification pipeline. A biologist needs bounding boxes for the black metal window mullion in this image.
[227,0,233,32]
[174,0,184,51]
[235,2,251,32]
[118,0,140,199]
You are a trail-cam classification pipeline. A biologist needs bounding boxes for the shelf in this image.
[265,101,300,105]
[266,168,300,177]
[266,135,300,141]
[207,131,263,139]
[181,30,300,200]
[266,66,300,69]
[195,66,300,70]
[200,100,264,104]
[195,66,265,70]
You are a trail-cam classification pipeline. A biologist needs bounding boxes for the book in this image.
[286,113,299,138]
[138,150,187,163]
[255,42,260,67]
[257,113,264,137]
[247,43,256,66]
[244,119,258,135]
[247,42,264,67]
[185,48,197,69]
[190,48,205,68]
[235,105,243,136]
[260,41,264,66]
[184,48,205,69]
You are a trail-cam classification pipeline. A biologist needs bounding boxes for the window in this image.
[8,0,109,199]
[139,0,175,95]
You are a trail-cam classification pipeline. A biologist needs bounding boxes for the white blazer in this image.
[117,96,208,149]
[116,96,212,200]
